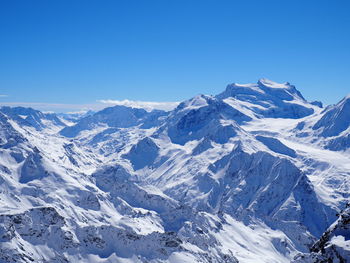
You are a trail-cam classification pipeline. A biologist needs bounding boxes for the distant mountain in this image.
[57,110,95,123]
[60,105,167,137]
[216,78,317,119]
[0,106,66,130]
[0,79,349,263]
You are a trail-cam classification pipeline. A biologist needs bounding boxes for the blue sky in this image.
[0,0,349,112]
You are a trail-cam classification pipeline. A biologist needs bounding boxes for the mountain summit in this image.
[217,79,316,119]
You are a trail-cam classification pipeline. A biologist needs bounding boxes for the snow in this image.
[258,78,291,89]
[214,215,295,263]
[330,236,350,251]
[0,79,349,262]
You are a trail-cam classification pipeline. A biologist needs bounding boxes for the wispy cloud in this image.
[98,99,179,111]
[0,94,8,97]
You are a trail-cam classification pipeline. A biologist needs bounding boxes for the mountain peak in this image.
[342,93,350,102]
[313,93,350,137]
[257,78,292,89]
[216,79,313,118]
[220,79,301,99]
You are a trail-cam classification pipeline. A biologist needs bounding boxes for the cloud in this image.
[0,94,8,97]
[66,110,92,115]
[97,99,179,111]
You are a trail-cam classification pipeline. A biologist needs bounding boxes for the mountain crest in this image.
[217,79,314,119]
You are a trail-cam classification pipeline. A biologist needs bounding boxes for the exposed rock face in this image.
[293,204,350,262]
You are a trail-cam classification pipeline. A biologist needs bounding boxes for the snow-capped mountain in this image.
[0,106,66,131]
[60,106,167,138]
[216,78,316,119]
[0,79,349,263]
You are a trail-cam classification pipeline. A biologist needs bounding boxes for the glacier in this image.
[0,79,349,263]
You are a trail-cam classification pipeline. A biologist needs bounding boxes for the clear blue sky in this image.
[0,0,349,111]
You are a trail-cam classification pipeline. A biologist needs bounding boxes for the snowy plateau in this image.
[0,78,349,263]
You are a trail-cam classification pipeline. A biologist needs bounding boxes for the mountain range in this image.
[0,79,349,263]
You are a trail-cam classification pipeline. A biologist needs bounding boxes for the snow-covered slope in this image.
[0,79,349,263]
[313,95,350,137]
[311,95,350,151]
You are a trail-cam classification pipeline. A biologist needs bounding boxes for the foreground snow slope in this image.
[0,79,349,263]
